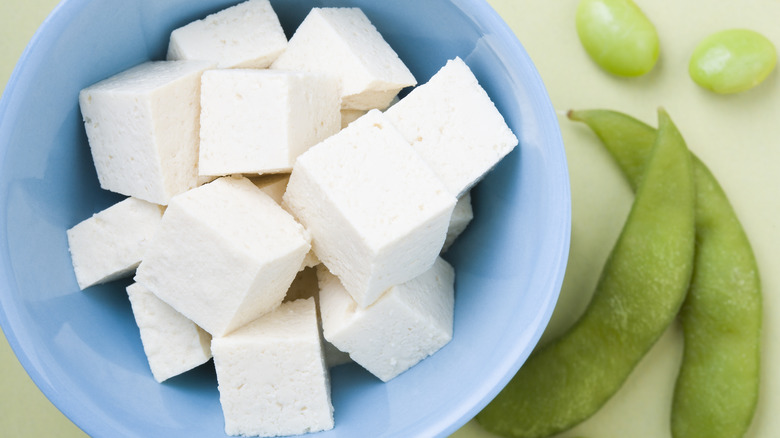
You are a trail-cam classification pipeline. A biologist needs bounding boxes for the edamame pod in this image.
[476,109,695,438]
[568,109,762,438]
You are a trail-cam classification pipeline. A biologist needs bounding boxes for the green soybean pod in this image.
[476,109,695,438]
[575,0,660,77]
[689,29,777,94]
[568,109,762,438]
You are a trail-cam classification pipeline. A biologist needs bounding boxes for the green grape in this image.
[689,29,777,94]
[575,0,660,77]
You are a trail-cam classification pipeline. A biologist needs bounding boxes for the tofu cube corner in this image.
[385,57,519,198]
[318,258,455,382]
[78,60,214,205]
[271,7,416,111]
[167,0,288,69]
[283,110,456,308]
[126,282,212,383]
[134,176,311,337]
[211,297,334,437]
[67,197,164,290]
[199,69,340,177]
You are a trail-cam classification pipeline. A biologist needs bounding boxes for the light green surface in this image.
[2,1,779,437]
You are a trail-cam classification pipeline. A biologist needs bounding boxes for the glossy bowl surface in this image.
[0,0,570,436]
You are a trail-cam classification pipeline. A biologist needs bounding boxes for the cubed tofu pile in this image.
[66,1,517,436]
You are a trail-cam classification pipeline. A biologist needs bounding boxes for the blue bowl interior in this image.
[0,0,570,436]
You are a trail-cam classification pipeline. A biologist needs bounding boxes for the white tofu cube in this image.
[283,110,456,308]
[126,282,212,382]
[67,197,164,290]
[211,298,334,437]
[198,69,341,177]
[384,57,519,197]
[443,191,474,252]
[271,7,416,111]
[166,0,287,69]
[134,176,310,337]
[78,60,214,204]
[318,259,455,382]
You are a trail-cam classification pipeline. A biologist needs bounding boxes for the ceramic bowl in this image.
[0,0,570,436]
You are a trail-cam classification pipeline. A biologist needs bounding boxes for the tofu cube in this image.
[126,282,212,382]
[318,258,455,382]
[78,60,214,204]
[271,8,416,111]
[67,197,164,290]
[384,57,519,197]
[166,0,287,69]
[283,110,456,308]
[198,69,340,176]
[443,191,474,252]
[134,176,310,336]
[211,298,334,437]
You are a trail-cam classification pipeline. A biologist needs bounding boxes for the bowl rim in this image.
[0,0,571,436]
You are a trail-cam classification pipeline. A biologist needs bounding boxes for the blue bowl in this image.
[0,0,570,436]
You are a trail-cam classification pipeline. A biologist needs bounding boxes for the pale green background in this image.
[2,1,779,437]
